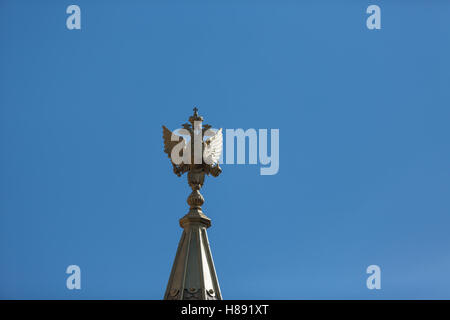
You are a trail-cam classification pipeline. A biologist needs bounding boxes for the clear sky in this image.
[1,0,450,299]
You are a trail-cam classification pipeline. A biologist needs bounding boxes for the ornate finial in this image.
[162,109,223,214]
[162,108,223,300]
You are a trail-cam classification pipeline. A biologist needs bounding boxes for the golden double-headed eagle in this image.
[162,108,222,179]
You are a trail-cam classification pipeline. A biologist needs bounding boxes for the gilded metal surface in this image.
[162,108,223,300]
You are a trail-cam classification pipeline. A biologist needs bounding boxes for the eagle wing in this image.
[162,125,186,163]
[203,128,223,165]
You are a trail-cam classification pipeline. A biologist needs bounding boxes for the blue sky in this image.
[1,0,450,299]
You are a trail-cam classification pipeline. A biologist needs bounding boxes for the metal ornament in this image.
[162,108,223,300]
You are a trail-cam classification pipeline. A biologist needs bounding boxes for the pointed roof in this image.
[164,208,222,300]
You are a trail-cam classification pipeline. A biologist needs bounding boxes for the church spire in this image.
[162,108,223,300]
